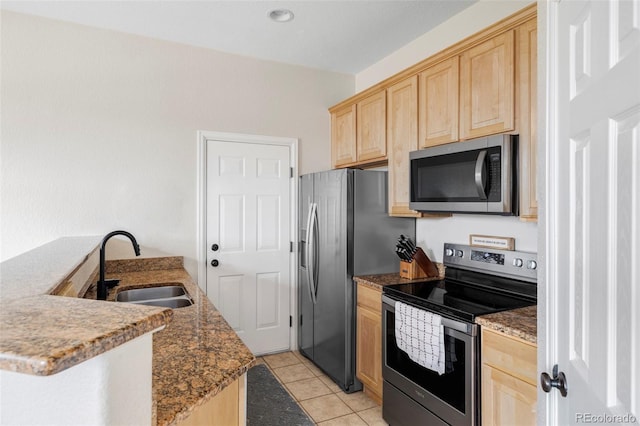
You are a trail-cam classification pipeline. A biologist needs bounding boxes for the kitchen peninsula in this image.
[0,237,255,425]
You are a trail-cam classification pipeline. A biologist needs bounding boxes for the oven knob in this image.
[456,250,464,257]
[445,248,454,257]
[527,260,538,270]
[513,258,524,267]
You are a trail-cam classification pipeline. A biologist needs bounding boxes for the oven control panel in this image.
[443,243,537,282]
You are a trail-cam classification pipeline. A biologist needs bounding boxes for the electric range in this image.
[382,243,537,426]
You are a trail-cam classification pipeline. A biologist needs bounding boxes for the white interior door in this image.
[206,138,292,355]
[543,0,640,424]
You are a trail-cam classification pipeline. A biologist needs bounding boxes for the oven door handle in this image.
[474,149,488,200]
[382,295,476,335]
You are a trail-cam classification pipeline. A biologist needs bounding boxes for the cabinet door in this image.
[482,365,537,426]
[517,19,538,221]
[356,284,382,403]
[357,91,387,162]
[178,374,244,426]
[387,76,422,217]
[460,30,515,139]
[356,306,382,400]
[419,56,459,147]
[331,104,357,168]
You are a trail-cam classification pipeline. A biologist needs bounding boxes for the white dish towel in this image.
[395,301,445,375]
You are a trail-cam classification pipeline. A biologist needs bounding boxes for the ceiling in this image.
[0,1,478,74]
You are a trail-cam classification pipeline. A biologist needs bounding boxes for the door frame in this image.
[538,1,555,423]
[196,130,299,352]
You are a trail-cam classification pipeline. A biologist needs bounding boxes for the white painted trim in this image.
[196,130,299,352]
[539,2,559,424]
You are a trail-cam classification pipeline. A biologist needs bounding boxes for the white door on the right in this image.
[544,0,640,424]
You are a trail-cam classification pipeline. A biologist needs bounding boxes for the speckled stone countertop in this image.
[0,237,172,375]
[477,305,537,344]
[84,257,256,426]
[354,263,445,290]
[0,236,101,302]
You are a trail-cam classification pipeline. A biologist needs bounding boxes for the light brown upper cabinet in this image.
[419,56,460,148]
[387,76,422,217]
[331,104,357,168]
[329,5,536,219]
[356,91,387,163]
[331,91,387,168]
[460,30,515,140]
[517,18,538,221]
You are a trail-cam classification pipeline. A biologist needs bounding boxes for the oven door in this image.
[382,295,478,426]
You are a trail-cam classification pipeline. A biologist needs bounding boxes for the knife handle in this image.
[413,247,440,278]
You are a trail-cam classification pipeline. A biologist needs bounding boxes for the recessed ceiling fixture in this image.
[268,9,294,23]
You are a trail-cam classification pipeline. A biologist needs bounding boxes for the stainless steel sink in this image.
[115,283,193,308]
[134,298,193,309]
[116,285,186,302]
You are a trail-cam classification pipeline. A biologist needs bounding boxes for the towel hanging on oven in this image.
[394,301,445,375]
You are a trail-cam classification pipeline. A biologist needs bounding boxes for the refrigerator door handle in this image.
[312,202,320,299]
[305,202,316,304]
[307,202,318,304]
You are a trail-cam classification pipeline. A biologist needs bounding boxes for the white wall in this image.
[0,333,154,425]
[0,11,354,274]
[356,0,534,91]
[356,0,538,256]
[416,215,538,262]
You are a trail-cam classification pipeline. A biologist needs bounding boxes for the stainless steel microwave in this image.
[409,134,518,215]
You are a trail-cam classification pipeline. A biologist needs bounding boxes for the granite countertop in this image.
[0,237,173,375]
[84,257,256,426]
[354,263,445,290]
[476,305,537,344]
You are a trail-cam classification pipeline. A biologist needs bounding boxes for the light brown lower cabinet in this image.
[176,373,246,426]
[356,283,383,405]
[481,328,536,426]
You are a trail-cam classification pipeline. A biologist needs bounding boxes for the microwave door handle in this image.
[474,150,488,200]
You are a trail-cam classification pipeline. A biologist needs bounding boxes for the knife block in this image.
[399,247,440,279]
[399,260,428,279]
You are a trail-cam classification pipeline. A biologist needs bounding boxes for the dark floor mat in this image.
[247,364,315,426]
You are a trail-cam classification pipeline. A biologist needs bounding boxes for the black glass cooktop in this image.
[383,269,536,322]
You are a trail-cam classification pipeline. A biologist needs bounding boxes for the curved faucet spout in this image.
[97,230,141,300]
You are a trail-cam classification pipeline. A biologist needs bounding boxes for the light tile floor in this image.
[256,351,389,426]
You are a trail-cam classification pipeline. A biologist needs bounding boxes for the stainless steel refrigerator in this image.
[298,169,415,393]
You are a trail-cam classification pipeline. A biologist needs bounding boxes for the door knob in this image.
[211,244,219,251]
[541,364,568,397]
[211,259,219,267]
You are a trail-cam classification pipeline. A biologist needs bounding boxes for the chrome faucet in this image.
[97,230,141,300]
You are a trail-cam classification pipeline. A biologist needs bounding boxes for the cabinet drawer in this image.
[357,283,382,313]
[481,328,536,385]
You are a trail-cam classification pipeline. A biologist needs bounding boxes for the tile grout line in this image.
[259,351,386,425]
[259,358,319,424]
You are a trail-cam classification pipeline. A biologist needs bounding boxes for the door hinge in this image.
[300,315,303,326]
[290,241,294,252]
[290,167,294,178]
[289,316,293,327]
